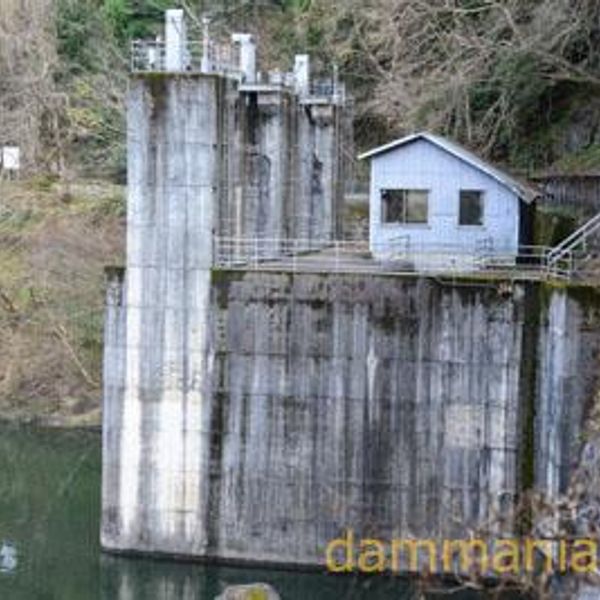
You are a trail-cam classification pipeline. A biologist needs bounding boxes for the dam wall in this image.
[101,73,600,569]
[102,269,600,566]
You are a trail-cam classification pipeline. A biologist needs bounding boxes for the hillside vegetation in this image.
[0,179,124,424]
[1,0,600,176]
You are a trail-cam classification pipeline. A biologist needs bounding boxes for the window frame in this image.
[380,188,429,226]
[458,189,485,227]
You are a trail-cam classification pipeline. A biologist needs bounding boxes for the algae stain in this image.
[143,74,169,122]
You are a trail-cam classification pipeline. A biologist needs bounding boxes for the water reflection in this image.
[101,554,424,600]
[0,424,526,600]
[100,554,535,600]
[0,541,17,574]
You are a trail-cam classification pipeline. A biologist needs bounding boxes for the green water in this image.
[0,425,519,600]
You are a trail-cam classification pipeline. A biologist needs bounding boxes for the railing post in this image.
[292,241,297,273]
[570,251,574,279]
[335,241,339,273]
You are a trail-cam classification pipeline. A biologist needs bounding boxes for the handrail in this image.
[213,237,563,279]
[130,41,350,105]
[548,212,600,263]
[131,40,242,76]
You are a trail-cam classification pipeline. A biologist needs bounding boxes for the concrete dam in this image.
[104,263,600,564]
[102,11,600,573]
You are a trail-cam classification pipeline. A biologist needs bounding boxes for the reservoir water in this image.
[0,424,524,599]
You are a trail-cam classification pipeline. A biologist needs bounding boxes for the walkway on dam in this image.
[213,238,596,282]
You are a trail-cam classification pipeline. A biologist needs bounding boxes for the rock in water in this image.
[215,583,281,600]
[0,541,17,574]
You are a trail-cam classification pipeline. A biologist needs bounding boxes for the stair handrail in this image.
[547,211,600,264]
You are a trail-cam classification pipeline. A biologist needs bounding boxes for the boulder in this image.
[215,583,281,600]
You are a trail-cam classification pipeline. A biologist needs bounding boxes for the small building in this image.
[359,132,538,269]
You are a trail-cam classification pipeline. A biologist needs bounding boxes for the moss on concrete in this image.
[516,282,542,532]
[211,269,247,309]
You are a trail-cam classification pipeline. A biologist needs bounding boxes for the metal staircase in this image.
[547,212,600,278]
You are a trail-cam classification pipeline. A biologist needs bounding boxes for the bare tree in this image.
[308,0,600,158]
[0,0,69,173]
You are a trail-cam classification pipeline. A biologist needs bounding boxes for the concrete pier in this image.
[102,74,227,554]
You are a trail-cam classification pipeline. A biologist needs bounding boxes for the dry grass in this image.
[0,177,124,425]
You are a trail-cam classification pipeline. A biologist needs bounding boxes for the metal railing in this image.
[307,80,347,103]
[476,246,574,280]
[132,40,190,72]
[213,237,575,280]
[215,237,337,264]
[131,40,241,76]
[130,41,351,109]
[547,211,600,265]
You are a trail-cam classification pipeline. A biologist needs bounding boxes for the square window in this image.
[381,189,404,223]
[459,190,484,226]
[381,189,428,224]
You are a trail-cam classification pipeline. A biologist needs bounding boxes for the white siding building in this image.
[359,132,538,270]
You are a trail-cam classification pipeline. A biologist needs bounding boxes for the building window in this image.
[459,190,484,226]
[381,189,428,224]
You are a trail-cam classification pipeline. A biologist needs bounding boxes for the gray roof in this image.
[358,131,539,203]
